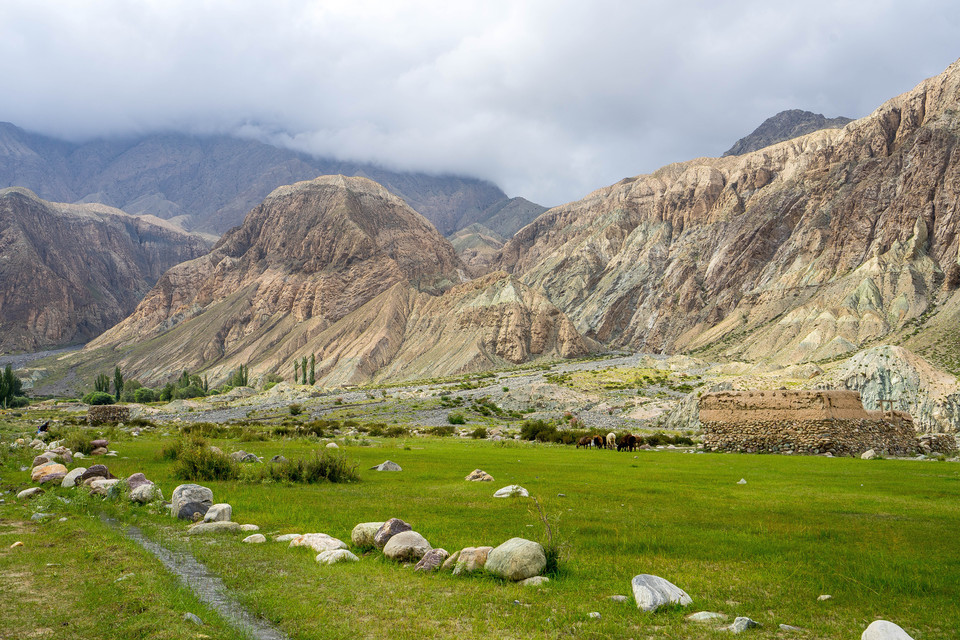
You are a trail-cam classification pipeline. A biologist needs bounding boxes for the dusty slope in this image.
[0,188,209,353]
[501,57,960,370]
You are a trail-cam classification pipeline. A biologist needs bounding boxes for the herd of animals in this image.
[576,433,638,451]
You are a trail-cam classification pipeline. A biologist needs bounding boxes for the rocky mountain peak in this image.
[723,109,853,157]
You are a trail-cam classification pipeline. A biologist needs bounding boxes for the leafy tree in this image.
[82,391,115,405]
[301,356,308,385]
[95,373,111,393]
[0,365,25,408]
[294,360,300,384]
[114,366,124,401]
[309,354,316,385]
[228,364,248,388]
[134,387,156,403]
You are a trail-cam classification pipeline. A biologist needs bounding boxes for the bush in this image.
[426,425,455,437]
[175,384,205,399]
[82,391,116,405]
[384,425,409,438]
[171,438,239,481]
[469,426,488,439]
[257,449,359,484]
[133,387,156,403]
[447,412,466,425]
[7,396,29,408]
[289,403,303,416]
[520,419,558,442]
[60,429,94,455]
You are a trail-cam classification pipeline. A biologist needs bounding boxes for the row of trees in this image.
[294,354,316,385]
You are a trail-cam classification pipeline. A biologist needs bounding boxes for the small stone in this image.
[126,473,153,491]
[588,612,601,619]
[493,484,529,498]
[374,518,412,549]
[242,534,266,544]
[91,447,108,456]
[187,522,241,535]
[289,533,348,553]
[203,503,233,523]
[608,595,629,603]
[89,478,120,496]
[326,442,339,449]
[817,594,832,601]
[61,467,87,488]
[371,460,401,471]
[631,574,692,611]
[779,624,806,632]
[183,612,203,625]
[270,455,288,463]
[737,478,747,485]
[383,530,432,562]
[31,513,51,521]
[465,469,494,482]
[114,573,134,582]
[38,472,67,485]
[441,549,461,571]
[80,464,114,482]
[316,549,359,565]
[861,449,877,460]
[414,548,449,572]
[240,524,260,532]
[17,487,43,500]
[687,611,727,622]
[520,576,550,586]
[58,517,67,522]
[351,521,385,548]
[453,546,493,575]
[90,439,109,449]
[130,484,162,504]
[10,541,24,548]
[730,617,759,633]
[557,493,566,497]
[274,533,301,542]
[861,620,914,640]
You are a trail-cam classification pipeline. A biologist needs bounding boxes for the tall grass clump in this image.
[254,450,359,484]
[163,435,239,481]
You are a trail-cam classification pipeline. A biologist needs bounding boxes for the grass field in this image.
[2,429,959,639]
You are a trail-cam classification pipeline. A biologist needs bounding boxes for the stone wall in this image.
[700,390,918,457]
[87,405,130,426]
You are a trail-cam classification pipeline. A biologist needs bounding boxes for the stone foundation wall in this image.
[917,433,959,455]
[701,417,918,457]
[87,405,131,426]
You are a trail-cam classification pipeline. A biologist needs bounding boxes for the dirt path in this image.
[101,515,290,640]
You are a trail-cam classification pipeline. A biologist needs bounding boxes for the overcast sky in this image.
[1,1,958,206]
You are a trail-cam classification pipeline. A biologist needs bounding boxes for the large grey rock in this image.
[861,620,915,640]
[130,483,162,504]
[274,533,301,542]
[17,487,43,500]
[170,484,214,518]
[631,574,692,611]
[452,546,493,575]
[89,478,119,496]
[38,471,66,485]
[240,524,259,532]
[203,503,233,523]
[31,462,66,482]
[493,485,528,498]
[371,460,401,471]
[520,576,550,586]
[177,502,210,521]
[61,467,87,488]
[730,617,759,633]
[126,473,153,491]
[351,521,385,548]
[187,521,241,535]
[316,549,359,565]
[383,530,432,562]
[289,533,348,553]
[414,548,449,572]
[484,538,546,581]
[374,518,412,549]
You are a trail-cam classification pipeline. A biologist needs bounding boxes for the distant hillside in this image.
[723,109,853,156]
[0,123,509,235]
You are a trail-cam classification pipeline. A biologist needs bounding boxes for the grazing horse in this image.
[617,433,638,452]
[576,436,593,449]
[606,432,616,449]
[591,435,605,449]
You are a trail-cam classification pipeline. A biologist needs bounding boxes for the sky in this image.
[1,1,958,206]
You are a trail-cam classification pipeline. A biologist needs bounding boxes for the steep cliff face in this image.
[85,176,587,384]
[501,58,960,369]
[0,124,509,235]
[0,188,209,353]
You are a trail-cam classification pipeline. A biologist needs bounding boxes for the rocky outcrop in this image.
[500,58,960,372]
[723,109,853,157]
[0,188,209,353]
[79,177,587,386]
[0,123,509,235]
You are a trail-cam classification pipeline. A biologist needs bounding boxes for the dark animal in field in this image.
[576,436,593,449]
[617,434,638,452]
[592,435,605,449]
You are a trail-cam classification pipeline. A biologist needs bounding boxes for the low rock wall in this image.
[701,417,918,457]
[87,405,130,426]
[917,433,959,455]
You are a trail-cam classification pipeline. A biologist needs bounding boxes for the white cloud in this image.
[1,0,958,205]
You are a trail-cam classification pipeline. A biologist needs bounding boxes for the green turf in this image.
[3,430,958,639]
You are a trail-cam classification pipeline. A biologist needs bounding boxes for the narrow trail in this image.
[101,515,290,640]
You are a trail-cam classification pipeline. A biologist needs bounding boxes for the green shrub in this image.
[520,419,558,442]
[133,387,156,403]
[469,426,488,439]
[171,438,239,481]
[175,384,205,399]
[289,403,303,416]
[239,429,268,442]
[82,391,116,405]
[384,425,409,437]
[447,412,466,425]
[60,429,94,455]
[426,425,455,437]
[255,449,359,484]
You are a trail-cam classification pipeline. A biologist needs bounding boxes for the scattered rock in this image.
[240,524,260,532]
[351,521,385,548]
[73,452,85,459]
[289,533,348,553]
[16,487,43,500]
[274,533,301,542]
[861,620,914,640]
[79,464,114,482]
[242,534,266,544]
[61,467,87,488]
[203,503,233,523]
[187,521,241,535]
[609,595,629,603]
[452,546,493,575]
[441,549,461,571]
[126,473,153,492]
[485,537,547,581]
[31,513,52,521]
[520,576,550,587]
[325,442,339,449]
[316,549,359,565]
[817,594,832,602]
[729,617,759,633]
[737,478,747,485]
[130,483,162,504]
[177,502,210,521]
[687,611,728,622]
[861,449,877,460]
[32,454,53,466]
[170,484,214,519]
[465,469,494,482]
[10,541,23,548]
[90,439,109,449]
[374,518,412,549]
[182,612,203,625]
[588,612,601,619]
[31,462,66,482]
[414,548,449,572]
[270,455,288,464]
[779,624,806,632]
[90,447,109,456]
[38,471,67,485]
[631,574,692,611]
[383,530,432,562]
[493,485,529,498]
[89,478,120,496]
[371,460,402,471]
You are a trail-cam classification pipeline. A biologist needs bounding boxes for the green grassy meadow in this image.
[2,431,959,639]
